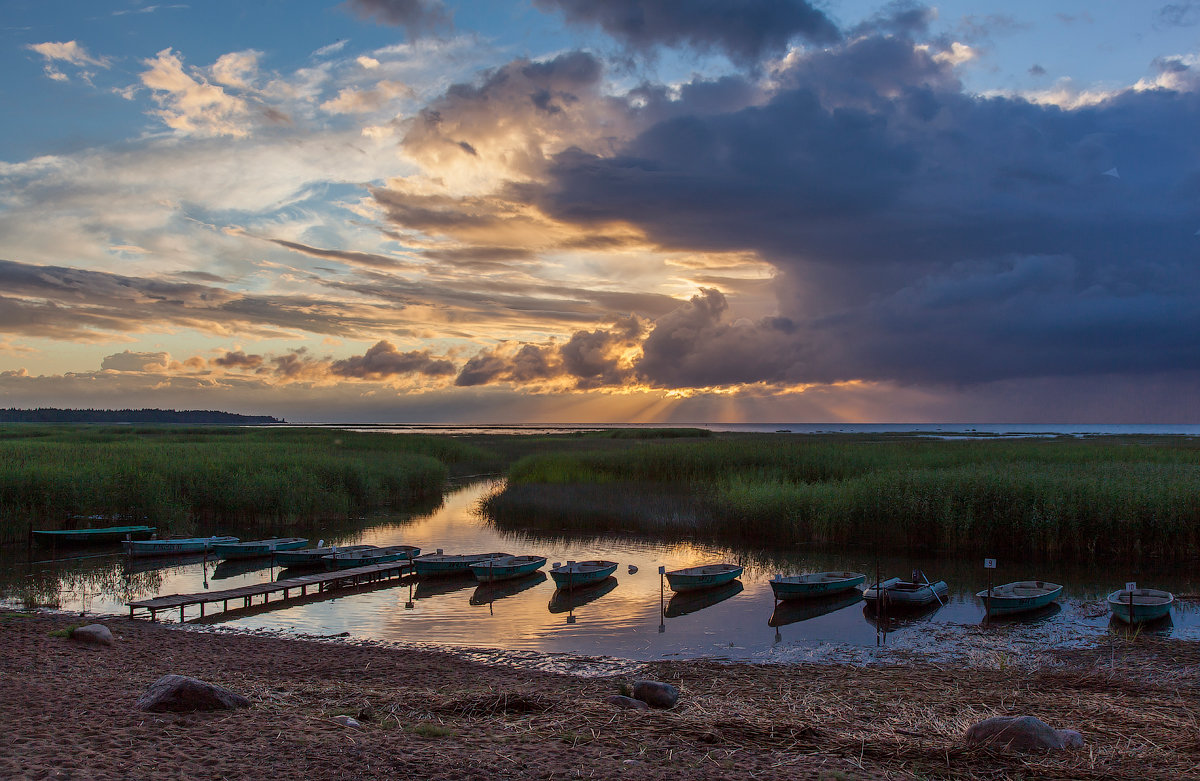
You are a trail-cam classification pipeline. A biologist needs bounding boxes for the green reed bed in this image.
[0,426,487,542]
[487,434,1200,562]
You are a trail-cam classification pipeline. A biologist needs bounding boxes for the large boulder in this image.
[964,715,1082,752]
[70,624,114,646]
[136,675,251,713]
[632,680,679,709]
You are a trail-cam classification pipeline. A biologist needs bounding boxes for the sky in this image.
[1,0,1199,424]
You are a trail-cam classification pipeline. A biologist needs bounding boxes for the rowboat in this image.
[123,535,238,556]
[33,525,156,545]
[1107,587,1174,624]
[211,537,308,559]
[470,571,547,605]
[324,545,420,569]
[665,563,744,593]
[275,544,377,567]
[664,580,743,618]
[549,560,618,588]
[864,576,949,609]
[770,571,866,601]
[548,576,618,613]
[470,555,547,582]
[977,580,1063,617]
[769,590,864,627]
[413,551,511,577]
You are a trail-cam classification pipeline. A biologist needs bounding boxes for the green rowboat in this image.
[413,551,511,577]
[324,545,420,569]
[470,555,547,582]
[1108,587,1174,624]
[549,560,618,588]
[770,571,865,601]
[34,525,156,544]
[211,537,308,559]
[977,580,1063,617]
[123,535,237,556]
[274,544,376,567]
[665,563,744,593]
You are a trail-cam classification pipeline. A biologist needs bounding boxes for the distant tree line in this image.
[0,408,282,424]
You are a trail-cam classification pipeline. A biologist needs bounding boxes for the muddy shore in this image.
[2,612,1196,780]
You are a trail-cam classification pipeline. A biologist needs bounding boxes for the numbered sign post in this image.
[1126,582,1136,624]
[984,558,997,621]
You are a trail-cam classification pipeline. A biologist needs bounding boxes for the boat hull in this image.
[1107,589,1174,624]
[275,545,378,567]
[665,564,744,593]
[325,546,420,569]
[470,556,547,582]
[34,525,156,544]
[770,572,865,600]
[976,581,1063,617]
[549,561,618,588]
[413,552,510,577]
[123,536,238,556]
[212,538,309,559]
[864,577,949,608]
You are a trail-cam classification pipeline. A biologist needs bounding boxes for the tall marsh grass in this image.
[492,435,1200,562]
[0,426,475,542]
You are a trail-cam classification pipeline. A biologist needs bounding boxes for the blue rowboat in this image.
[1108,588,1174,624]
[275,544,377,567]
[549,560,618,588]
[413,551,511,577]
[211,537,308,559]
[123,535,238,556]
[34,525,156,544]
[977,580,1063,617]
[665,563,744,593]
[324,545,420,569]
[864,576,949,609]
[548,575,618,613]
[665,579,743,617]
[470,555,547,582]
[770,571,866,601]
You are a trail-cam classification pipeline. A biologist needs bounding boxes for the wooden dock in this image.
[127,561,414,622]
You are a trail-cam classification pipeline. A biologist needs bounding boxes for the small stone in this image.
[964,715,1077,752]
[607,695,649,711]
[70,624,113,646]
[632,680,679,709]
[621,760,643,766]
[332,715,362,728]
[136,674,251,713]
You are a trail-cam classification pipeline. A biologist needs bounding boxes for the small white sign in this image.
[1125,581,1137,592]
[983,558,997,569]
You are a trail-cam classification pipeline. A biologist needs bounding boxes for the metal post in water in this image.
[658,565,666,633]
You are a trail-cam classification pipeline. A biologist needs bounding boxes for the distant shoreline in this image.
[0,408,281,425]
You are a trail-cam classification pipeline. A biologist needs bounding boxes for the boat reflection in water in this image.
[979,601,1062,626]
[122,553,208,576]
[470,571,547,606]
[414,573,477,600]
[548,576,618,614]
[211,557,274,581]
[861,599,943,631]
[664,580,743,618]
[769,590,863,628]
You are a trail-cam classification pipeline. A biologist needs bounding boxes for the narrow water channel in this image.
[4,480,1198,665]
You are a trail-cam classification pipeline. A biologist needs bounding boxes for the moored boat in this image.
[863,576,949,609]
[665,563,744,593]
[470,555,547,582]
[275,544,377,567]
[549,560,618,588]
[977,580,1063,617]
[123,535,238,556]
[413,551,511,577]
[1107,587,1174,624]
[211,537,308,559]
[34,525,156,545]
[324,545,420,569]
[770,571,866,601]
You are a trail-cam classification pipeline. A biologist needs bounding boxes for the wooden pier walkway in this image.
[127,561,413,622]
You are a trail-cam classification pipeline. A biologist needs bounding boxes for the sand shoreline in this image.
[2,611,1196,780]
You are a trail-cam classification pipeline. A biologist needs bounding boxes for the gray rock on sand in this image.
[136,674,251,713]
[70,624,114,646]
[332,715,362,728]
[632,680,679,709]
[607,695,649,711]
[964,715,1083,752]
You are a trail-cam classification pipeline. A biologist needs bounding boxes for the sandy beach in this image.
[2,612,1197,780]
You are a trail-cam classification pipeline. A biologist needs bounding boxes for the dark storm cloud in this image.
[344,0,451,36]
[213,351,264,369]
[528,30,1200,389]
[329,340,455,379]
[535,0,840,64]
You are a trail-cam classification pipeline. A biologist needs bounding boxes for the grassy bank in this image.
[485,434,1200,562]
[0,426,492,542]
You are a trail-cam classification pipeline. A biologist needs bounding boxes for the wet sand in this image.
[2,612,1196,780]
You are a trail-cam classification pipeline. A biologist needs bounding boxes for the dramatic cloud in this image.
[536,0,840,63]
[101,351,170,372]
[329,340,455,378]
[345,0,452,37]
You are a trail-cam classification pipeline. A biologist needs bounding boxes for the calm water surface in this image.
[4,480,1198,665]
